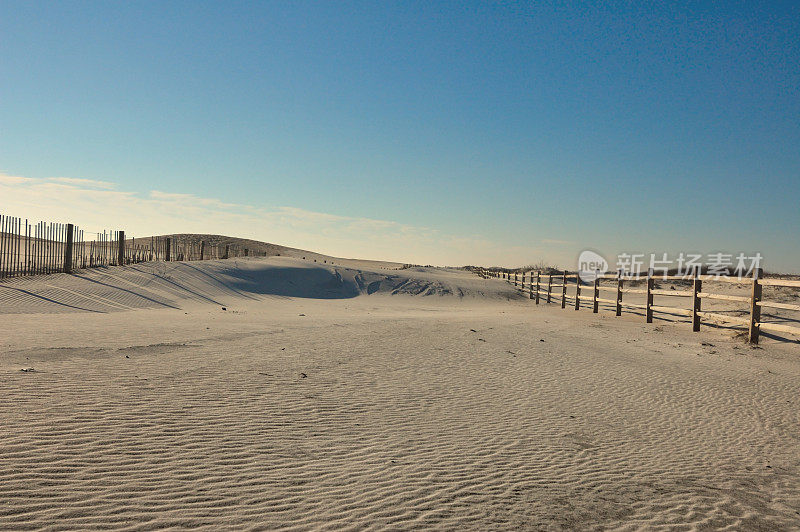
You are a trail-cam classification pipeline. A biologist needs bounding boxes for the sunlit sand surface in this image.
[2,258,799,529]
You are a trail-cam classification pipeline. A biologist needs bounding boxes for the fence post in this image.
[117,231,125,266]
[575,273,581,310]
[546,274,552,303]
[748,268,763,344]
[529,272,534,299]
[561,271,567,309]
[63,223,74,274]
[593,271,599,313]
[165,238,171,262]
[535,272,540,304]
[616,269,623,316]
[692,272,702,332]
[200,241,205,261]
[646,268,654,323]
[0,215,5,279]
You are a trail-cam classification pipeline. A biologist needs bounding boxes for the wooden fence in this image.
[478,268,800,345]
[0,213,261,280]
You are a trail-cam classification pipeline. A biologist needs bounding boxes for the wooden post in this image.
[646,268,654,323]
[0,215,5,279]
[616,269,623,316]
[574,273,581,310]
[165,238,171,262]
[748,268,763,344]
[593,271,599,313]
[561,271,567,309]
[529,272,534,299]
[546,274,552,304]
[514,272,518,287]
[200,241,205,261]
[535,272,540,304]
[117,230,125,266]
[63,223,74,274]
[692,273,702,332]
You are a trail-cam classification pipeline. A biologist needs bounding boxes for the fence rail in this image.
[478,267,800,345]
[0,212,264,281]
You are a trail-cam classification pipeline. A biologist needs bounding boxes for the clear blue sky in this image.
[1,1,799,270]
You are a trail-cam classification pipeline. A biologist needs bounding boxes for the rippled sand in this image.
[1,258,799,529]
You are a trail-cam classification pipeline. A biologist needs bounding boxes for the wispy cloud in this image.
[0,174,34,185]
[47,177,117,189]
[0,172,570,266]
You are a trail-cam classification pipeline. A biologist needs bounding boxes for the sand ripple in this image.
[2,302,799,530]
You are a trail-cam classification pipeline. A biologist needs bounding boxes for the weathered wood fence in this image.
[477,268,800,345]
[0,212,260,280]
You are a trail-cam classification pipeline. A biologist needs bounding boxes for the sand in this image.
[1,257,799,530]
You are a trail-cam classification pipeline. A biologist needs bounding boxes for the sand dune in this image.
[0,257,524,314]
[1,259,799,529]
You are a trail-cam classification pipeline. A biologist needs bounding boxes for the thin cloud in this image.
[47,177,116,189]
[0,172,563,266]
[0,174,34,184]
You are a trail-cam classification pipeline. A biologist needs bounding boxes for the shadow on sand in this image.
[216,264,362,299]
[0,262,368,314]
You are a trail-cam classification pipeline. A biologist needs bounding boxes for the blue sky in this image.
[1,1,799,270]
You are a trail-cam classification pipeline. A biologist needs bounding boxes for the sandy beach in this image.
[1,258,798,530]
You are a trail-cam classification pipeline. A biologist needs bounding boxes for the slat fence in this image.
[0,212,267,281]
